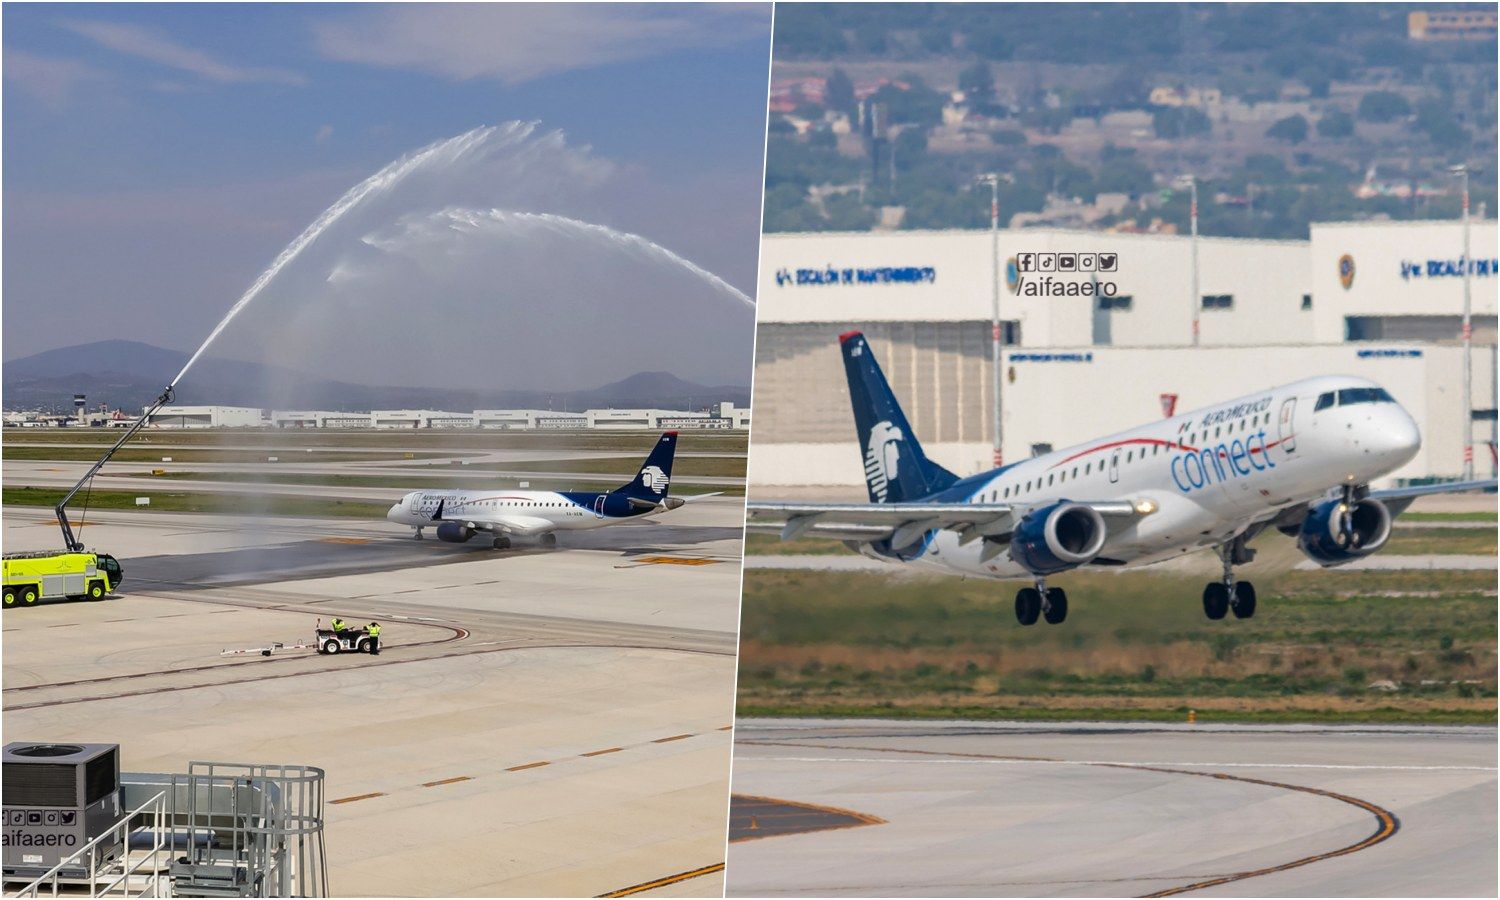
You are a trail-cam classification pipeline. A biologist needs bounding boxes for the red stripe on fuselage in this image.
[1046,434,1285,470]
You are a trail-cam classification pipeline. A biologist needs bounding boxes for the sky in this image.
[3,3,771,389]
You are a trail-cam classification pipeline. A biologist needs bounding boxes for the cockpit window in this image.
[1314,392,1335,412]
[1337,387,1394,406]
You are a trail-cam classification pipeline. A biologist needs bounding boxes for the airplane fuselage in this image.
[386,489,652,535]
[876,375,1421,580]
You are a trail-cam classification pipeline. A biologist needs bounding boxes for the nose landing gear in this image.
[1203,538,1257,620]
[1015,579,1068,626]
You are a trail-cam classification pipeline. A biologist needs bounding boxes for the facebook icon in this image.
[1017,253,1035,272]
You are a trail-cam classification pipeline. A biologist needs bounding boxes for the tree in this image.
[872,76,945,127]
[825,69,856,118]
[1357,91,1411,123]
[1151,106,1211,139]
[1317,109,1354,138]
[893,127,928,165]
[1266,114,1309,144]
[959,61,995,106]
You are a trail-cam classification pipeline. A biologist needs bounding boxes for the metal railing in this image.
[13,791,169,898]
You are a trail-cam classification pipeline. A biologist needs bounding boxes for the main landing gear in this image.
[491,535,512,550]
[1203,539,1256,620]
[1015,579,1068,626]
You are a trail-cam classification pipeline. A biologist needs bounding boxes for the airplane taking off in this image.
[747,331,1495,625]
[387,432,704,548]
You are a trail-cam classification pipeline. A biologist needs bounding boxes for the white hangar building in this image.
[751,220,1497,489]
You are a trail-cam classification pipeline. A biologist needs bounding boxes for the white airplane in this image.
[387,432,703,548]
[747,331,1495,625]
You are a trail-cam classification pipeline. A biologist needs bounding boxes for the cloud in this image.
[3,50,107,106]
[312,3,768,85]
[315,124,334,146]
[60,20,306,85]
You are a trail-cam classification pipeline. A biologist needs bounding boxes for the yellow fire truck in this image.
[2,551,123,607]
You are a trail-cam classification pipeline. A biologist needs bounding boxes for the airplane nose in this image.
[386,502,403,522]
[1376,407,1422,464]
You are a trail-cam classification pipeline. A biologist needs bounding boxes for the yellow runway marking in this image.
[319,537,371,544]
[597,863,725,897]
[330,791,385,805]
[421,776,472,788]
[581,747,623,757]
[634,555,718,566]
[506,761,550,772]
[652,733,694,743]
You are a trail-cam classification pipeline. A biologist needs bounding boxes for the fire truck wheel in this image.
[21,587,39,605]
[88,581,106,601]
[3,589,14,607]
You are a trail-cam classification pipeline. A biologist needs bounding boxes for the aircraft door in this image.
[593,495,607,518]
[1108,448,1121,484]
[1278,398,1297,455]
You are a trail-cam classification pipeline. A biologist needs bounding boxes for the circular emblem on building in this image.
[1005,256,1019,293]
[1338,253,1355,290]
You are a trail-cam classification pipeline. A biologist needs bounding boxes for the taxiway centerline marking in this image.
[745,755,1497,772]
[597,863,725,897]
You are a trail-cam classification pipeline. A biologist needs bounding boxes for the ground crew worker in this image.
[367,622,381,655]
[331,617,347,634]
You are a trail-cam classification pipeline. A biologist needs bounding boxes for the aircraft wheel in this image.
[321,638,341,655]
[492,536,511,550]
[1202,582,1229,620]
[414,530,424,541]
[21,587,39,606]
[1043,588,1068,625]
[540,533,557,548]
[3,589,14,608]
[1014,588,1041,626]
[1231,581,1257,619]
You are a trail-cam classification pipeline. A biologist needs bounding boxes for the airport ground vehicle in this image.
[316,627,377,655]
[2,551,123,607]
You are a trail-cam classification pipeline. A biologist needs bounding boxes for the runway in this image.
[726,719,1497,897]
[3,503,744,896]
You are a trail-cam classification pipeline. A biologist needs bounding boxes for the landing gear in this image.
[1014,588,1041,626]
[1204,540,1256,620]
[414,527,424,541]
[1015,580,1067,625]
[492,536,512,550]
[1043,587,1068,625]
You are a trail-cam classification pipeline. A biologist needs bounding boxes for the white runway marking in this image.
[748,754,1498,772]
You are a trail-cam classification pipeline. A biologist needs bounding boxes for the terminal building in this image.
[134,404,748,431]
[751,219,1497,488]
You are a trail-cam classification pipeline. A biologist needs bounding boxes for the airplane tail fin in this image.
[839,331,957,503]
[616,431,677,501]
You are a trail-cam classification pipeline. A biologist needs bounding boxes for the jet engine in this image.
[435,522,475,543]
[1297,497,1391,566]
[1009,501,1107,575]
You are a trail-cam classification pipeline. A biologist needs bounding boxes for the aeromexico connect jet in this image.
[387,432,706,549]
[747,331,1496,626]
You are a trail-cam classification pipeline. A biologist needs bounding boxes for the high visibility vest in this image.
[331,620,345,632]
[368,625,381,637]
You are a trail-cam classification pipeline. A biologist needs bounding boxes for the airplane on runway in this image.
[746,331,1496,625]
[386,432,710,548]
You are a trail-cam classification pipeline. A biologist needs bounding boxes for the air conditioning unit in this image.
[2,743,122,879]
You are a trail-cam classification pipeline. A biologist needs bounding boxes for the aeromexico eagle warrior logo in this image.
[864,420,904,501]
[640,465,670,492]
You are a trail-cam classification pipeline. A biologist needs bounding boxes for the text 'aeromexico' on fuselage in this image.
[385,431,692,547]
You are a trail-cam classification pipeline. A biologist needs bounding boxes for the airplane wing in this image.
[1369,478,1497,516]
[462,515,556,536]
[746,499,1148,548]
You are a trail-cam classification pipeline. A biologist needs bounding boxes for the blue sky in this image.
[3,3,772,369]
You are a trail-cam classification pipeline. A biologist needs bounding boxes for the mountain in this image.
[2,340,749,413]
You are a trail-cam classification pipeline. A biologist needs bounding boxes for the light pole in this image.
[1451,164,1474,480]
[978,173,1003,468]
[1186,174,1200,346]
